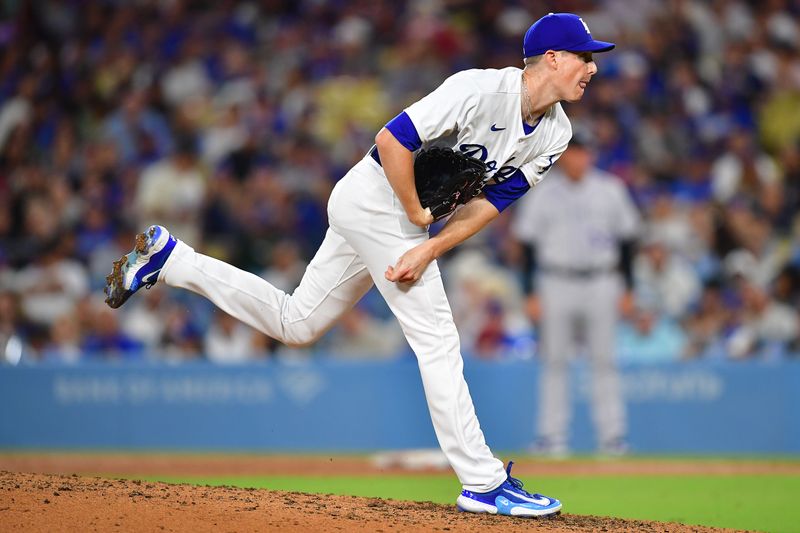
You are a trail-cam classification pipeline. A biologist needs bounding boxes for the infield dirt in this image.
[0,454,767,532]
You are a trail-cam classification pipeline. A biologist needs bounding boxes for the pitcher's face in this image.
[557,51,598,102]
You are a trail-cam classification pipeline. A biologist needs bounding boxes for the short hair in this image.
[522,54,544,70]
[524,50,577,70]
[523,55,543,69]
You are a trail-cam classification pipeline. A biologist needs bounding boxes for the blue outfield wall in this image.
[1,359,799,453]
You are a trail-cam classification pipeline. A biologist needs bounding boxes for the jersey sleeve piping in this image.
[384,111,423,152]
[483,169,531,212]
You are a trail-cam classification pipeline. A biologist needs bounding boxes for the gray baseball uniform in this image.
[512,163,639,452]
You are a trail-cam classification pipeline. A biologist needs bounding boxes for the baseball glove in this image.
[414,147,488,222]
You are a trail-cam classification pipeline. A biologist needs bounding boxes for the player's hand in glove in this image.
[414,147,489,222]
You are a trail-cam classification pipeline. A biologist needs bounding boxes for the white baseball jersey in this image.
[376,67,572,212]
[160,67,575,494]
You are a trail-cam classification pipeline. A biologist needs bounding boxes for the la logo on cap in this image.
[547,11,590,33]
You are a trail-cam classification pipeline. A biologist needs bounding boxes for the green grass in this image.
[144,473,800,533]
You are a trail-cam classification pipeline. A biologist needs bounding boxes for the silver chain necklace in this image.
[521,72,533,124]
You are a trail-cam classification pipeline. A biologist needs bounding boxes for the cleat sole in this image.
[134,231,148,254]
[104,255,131,309]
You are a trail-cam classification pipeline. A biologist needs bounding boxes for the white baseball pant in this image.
[160,156,507,492]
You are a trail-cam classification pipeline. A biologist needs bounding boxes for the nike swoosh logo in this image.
[490,124,506,131]
[502,489,551,506]
[141,269,161,284]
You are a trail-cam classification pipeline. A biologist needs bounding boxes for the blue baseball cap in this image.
[523,13,615,58]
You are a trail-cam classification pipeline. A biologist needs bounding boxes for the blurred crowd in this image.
[1,0,800,364]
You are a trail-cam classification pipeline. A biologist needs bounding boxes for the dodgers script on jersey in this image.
[401,67,572,211]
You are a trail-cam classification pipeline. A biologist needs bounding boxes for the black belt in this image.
[541,265,615,279]
[368,145,382,166]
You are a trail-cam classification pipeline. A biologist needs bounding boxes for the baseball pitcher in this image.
[104,13,615,518]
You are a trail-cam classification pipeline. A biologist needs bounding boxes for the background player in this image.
[105,13,615,518]
[512,131,640,456]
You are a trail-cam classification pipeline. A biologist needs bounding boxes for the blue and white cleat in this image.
[104,225,176,309]
[456,461,562,518]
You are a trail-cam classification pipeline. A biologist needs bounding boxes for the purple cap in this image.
[523,13,615,58]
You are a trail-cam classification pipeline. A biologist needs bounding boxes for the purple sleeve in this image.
[385,111,422,152]
[483,169,531,212]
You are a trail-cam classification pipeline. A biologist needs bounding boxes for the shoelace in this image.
[505,461,541,497]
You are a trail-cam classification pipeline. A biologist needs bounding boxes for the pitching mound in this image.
[2,471,729,532]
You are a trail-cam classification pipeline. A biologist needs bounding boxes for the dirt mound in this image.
[1,471,732,532]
